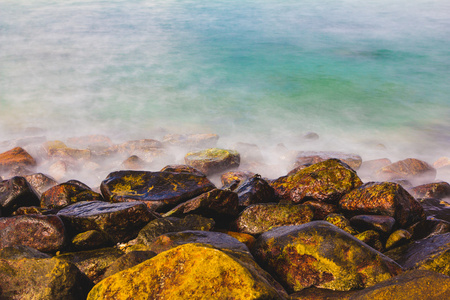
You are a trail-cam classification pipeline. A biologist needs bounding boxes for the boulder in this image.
[120,155,148,170]
[324,214,357,235]
[184,148,240,176]
[57,201,156,243]
[221,170,255,189]
[418,198,450,222]
[385,229,412,250]
[350,215,396,236]
[0,214,66,252]
[24,173,58,196]
[409,181,450,200]
[234,174,276,207]
[271,159,363,204]
[0,176,40,216]
[407,217,450,240]
[162,133,219,149]
[160,164,206,177]
[303,201,338,220]
[87,243,286,300]
[66,135,113,152]
[71,230,111,251]
[358,158,392,180]
[0,147,36,173]
[355,230,384,252]
[43,140,91,160]
[292,151,362,170]
[40,181,103,209]
[100,170,215,212]
[102,250,156,279]
[339,182,425,228]
[252,221,402,293]
[376,158,436,185]
[290,287,356,299]
[235,203,314,235]
[0,245,51,260]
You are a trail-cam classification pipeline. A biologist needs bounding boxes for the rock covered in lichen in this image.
[409,181,450,200]
[234,174,276,207]
[184,148,240,176]
[40,181,103,209]
[0,147,36,174]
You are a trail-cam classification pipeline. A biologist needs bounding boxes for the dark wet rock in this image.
[292,151,362,170]
[137,214,215,245]
[57,200,156,243]
[216,230,257,249]
[407,217,450,240]
[0,245,51,260]
[87,243,286,300]
[24,173,58,196]
[41,181,103,209]
[11,206,46,216]
[290,287,356,299]
[235,203,314,235]
[252,221,402,293]
[418,197,450,222]
[339,182,425,228]
[355,230,384,252]
[272,159,363,204]
[234,174,276,207]
[160,164,206,176]
[184,148,240,176]
[409,181,450,200]
[72,230,111,251]
[56,247,124,284]
[100,170,215,212]
[0,176,40,216]
[102,250,157,279]
[349,269,450,300]
[163,188,239,223]
[386,229,412,250]
[303,201,338,220]
[0,257,93,300]
[0,147,36,173]
[324,213,357,235]
[350,215,396,235]
[221,170,256,190]
[162,133,219,149]
[0,214,66,252]
[376,158,436,185]
[120,155,148,170]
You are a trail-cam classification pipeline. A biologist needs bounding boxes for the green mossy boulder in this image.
[184,148,240,176]
[221,170,255,190]
[235,203,314,235]
[324,214,357,235]
[0,245,50,260]
[385,229,412,250]
[252,221,402,293]
[271,159,363,204]
[355,230,384,252]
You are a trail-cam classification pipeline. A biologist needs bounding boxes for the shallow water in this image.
[1,0,449,165]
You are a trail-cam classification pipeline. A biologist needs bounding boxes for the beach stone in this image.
[376,158,436,185]
[48,160,69,181]
[41,181,103,209]
[417,197,450,222]
[292,151,362,170]
[111,139,163,154]
[162,133,219,149]
[137,214,215,245]
[355,230,384,252]
[44,140,91,160]
[339,182,425,228]
[386,229,412,250]
[221,170,255,190]
[0,214,66,252]
[87,243,285,300]
[234,174,276,207]
[407,217,450,240]
[409,181,450,199]
[235,203,314,235]
[100,170,215,212]
[56,247,124,284]
[57,201,156,243]
[163,189,239,223]
[24,173,58,196]
[350,215,396,235]
[184,148,240,176]
[160,164,206,176]
[271,159,363,204]
[434,157,450,169]
[0,257,93,300]
[102,250,157,279]
[120,155,148,170]
[303,201,338,220]
[358,158,392,177]
[217,230,257,249]
[324,214,357,235]
[0,176,40,216]
[71,230,111,251]
[349,269,450,300]
[0,147,36,173]
[66,134,113,152]
[0,245,51,260]
[252,221,402,293]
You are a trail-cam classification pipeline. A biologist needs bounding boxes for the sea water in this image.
[1,0,449,164]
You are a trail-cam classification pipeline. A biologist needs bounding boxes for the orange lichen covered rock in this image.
[0,147,36,173]
[184,148,240,176]
[376,158,436,185]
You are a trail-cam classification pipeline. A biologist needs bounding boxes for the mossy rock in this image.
[221,170,256,190]
[40,181,103,209]
[418,197,450,222]
[184,148,240,176]
[100,170,215,212]
[87,243,286,300]
[292,151,362,170]
[409,181,450,200]
[235,203,314,235]
[0,147,36,173]
[160,164,206,177]
[385,229,412,251]
[252,221,402,293]
[102,250,156,279]
[71,230,111,251]
[271,159,362,204]
[290,286,357,299]
[324,213,357,235]
[355,230,384,252]
[303,201,338,220]
[0,245,51,260]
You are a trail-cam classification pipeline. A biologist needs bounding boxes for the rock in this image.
[56,247,124,284]
[24,173,58,196]
[0,147,36,173]
[303,201,338,220]
[407,217,450,240]
[0,257,93,300]
[0,245,51,260]
[409,182,450,200]
[434,157,450,169]
[355,230,384,252]
[184,148,240,176]
[324,214,357,235]
[418,198,450,222]
[221,170,256,190]
[0,214,66,252]
[271,159,363,204]
[48,160,69,181]
[350,215,396,236]
[162,189,239,223]
[234,174,276,207]
[290,287,356,299]
[87,243,286,300]
[0,176,40,216]
[57,201,156,244]
[339,182,425,228]
[100,170,215,212]
[137,214,215,246]
[216,230,257,249]
[120,155,148,170]
[43,140,91,160]
[162,133,219,149]
[386,229,412,250]
[252,221,402,293]
[292,151,362,170]
[357,158,392,180]
[71,230,111,251]
[235,203,314,235]
[102,250,156,279]
[40,181,104,209]
[376,158,436,185]
[160,164,206,177]
[66,135,113,152]
[11,206,47,216]
[349,269,450,299]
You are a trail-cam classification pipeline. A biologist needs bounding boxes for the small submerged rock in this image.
[376,158,436,185]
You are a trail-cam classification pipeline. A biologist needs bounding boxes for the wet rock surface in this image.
[0,176,40,216]
[41,181,103,209]
[184,148,240,176]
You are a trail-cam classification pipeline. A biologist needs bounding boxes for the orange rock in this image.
[0,147,36,172]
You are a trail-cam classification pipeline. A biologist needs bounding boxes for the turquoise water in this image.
[1,0,449,161]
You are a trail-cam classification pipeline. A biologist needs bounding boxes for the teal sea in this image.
[1,0,449,162]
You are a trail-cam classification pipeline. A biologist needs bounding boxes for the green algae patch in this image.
[87,243,285,300]
[184,148,240,176]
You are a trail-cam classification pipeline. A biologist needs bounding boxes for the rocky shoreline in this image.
[1,133,450,299]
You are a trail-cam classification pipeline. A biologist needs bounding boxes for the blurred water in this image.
[1,0,449,162]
